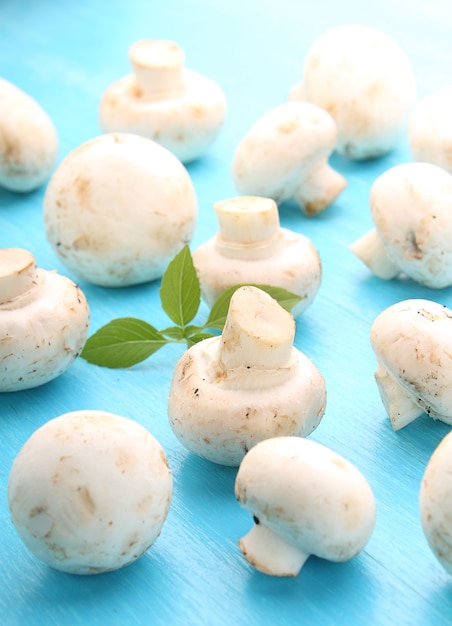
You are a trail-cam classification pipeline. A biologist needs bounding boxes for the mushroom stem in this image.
[0,248,37,303]
[350,228,400,279]
[219,286,295,376]
[295,160,347,215]
[214,196,283,260]
[239,522,309,577]
[374,363,424,430]
[129,40,185,100]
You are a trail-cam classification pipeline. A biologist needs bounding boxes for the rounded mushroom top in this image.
[408,86,452,174]
[0,248,37,303]
[232,101,338,202]
[301,24,416,159]
[369,162,452,287]
[235,436,376,562]
[370,298,452,418]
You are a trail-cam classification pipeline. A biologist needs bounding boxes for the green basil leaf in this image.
[186,332,216,347]
[161,326,186,340]
[80,318,167,368]
[160,245,201,327]
[205,284,302,330]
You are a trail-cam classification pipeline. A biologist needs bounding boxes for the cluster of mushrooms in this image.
[3,23,452,579]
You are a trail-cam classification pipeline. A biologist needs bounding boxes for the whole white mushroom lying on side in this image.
[43,132,197,287]
[350,162,452,287]
[0,248,89,392]
[0,77,58,192]
[420,430,452,574]
[8,410,172,575]
[232,102,346,215]
[168,286,326,466]
[408,87,452,174]
[289,24,416,159]
[99,39,226,163]
[370,299,452,431]
[235,437,376,577]
[192,196,322,317]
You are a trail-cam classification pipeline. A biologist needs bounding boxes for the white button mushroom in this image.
[235,436,376,577]
[0,77,58,192]
[370,299,452,431]
[168,286,326,466]
[0,248,89,392]
[99,40,226,163]
[43,132,197,287]
[350,162,452,287]
[231,102,346,215]
[420,430,452,574]
[408,87,452,174]
[288,24,417,159]
[8,410,173,575]
[192,196,322,317]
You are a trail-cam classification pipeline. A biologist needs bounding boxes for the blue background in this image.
[1,1,452,624]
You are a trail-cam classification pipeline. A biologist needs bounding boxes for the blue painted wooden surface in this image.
[1,1,452,624]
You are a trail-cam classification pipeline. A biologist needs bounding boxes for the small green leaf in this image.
[205,284,302,330]
[160,245,201,327]
[186,332,216,347]
[161,326,186,340]
[80,318,168,368]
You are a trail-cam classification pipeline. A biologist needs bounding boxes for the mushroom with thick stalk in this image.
[408,86,452,174]
[192,196,322,317]
[420,430,452,574]
[99,40,226,163]
[0,77,58,192]
[43,132,197,287]
[350,162,452,287]
[0,248,89,392]
[231,102,346,215]
[288,24,416,160]
[8,410,173,575]
[235,436,376,577]
[168,286,326,466]
[370,299,452,431]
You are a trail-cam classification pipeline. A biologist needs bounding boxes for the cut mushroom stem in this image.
[129,39,185,99]
[295,160,347,216]
[239,521,309,577]
[350,228,400,279]
[0,248,38,302]
[374,363,425,430]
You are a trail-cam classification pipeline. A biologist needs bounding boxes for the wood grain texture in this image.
[1,0,452,624]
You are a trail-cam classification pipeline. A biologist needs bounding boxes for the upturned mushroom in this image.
[350,162,452,287]
[192,196,322,317]
[0,248,89,392]
[420,430,452,574]
[0,77,58,192]
[288,24,416,159]
[8,410,172,574]
[231,102,346,215]
[370,299,452,431]
[43,132,197,287]
[99,39,226,163]
[408,87,452,174]
[167,286,326,466]
[235,436,376,577]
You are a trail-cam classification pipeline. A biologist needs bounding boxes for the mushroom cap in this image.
[370,298,452,424]
[167,336,326,466]
[232,101,338,204]
[408,86,452,174]
[43,132,197,287]
[235,437,376,562]
[7,410,172,574]
[99,39,226,163]
[300,24,416,159]
[192,196,322,316]
[0,77,58,192]
[369,162,452,288]
[0,251,89,392]
[420,430,452,574]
